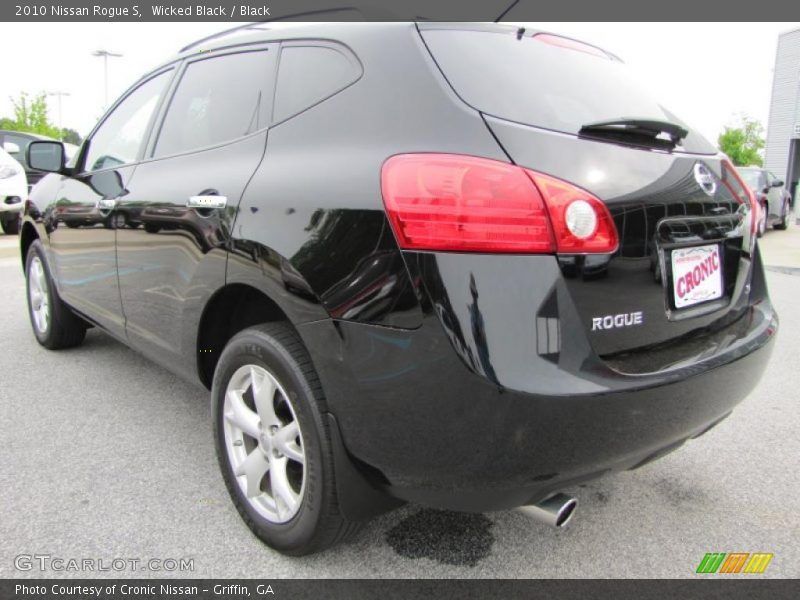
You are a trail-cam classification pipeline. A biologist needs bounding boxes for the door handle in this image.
[187,195,227,209]
[97,199,117,210]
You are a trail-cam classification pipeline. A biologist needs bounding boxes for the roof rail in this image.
[180,22,268,53]
[178,4,385,53]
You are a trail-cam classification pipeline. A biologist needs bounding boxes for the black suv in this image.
[21,23,776,555]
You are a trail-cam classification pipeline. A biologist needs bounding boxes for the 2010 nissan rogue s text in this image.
[20,23,777,555]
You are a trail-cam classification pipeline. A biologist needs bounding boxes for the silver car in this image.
[738,166,793,235]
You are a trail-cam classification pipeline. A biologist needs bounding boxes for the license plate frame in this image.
[669,243,724,310]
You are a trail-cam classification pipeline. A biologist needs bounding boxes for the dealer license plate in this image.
[671,244,723,309]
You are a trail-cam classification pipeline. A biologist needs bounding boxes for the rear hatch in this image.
[419,24,758,361]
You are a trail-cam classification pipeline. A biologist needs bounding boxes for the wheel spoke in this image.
[225,390,260,438]
[275,421,304,464]
[250,366,278,427]
[35,263,46,292]
[235,448,270,498]
[269,457,299,517]
[30,262,41,289]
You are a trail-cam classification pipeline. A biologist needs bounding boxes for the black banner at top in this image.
[2,0,800,22]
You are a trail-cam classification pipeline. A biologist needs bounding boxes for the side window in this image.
[273,44,361,124]
[84,70,171,172]
[154,49,276,157]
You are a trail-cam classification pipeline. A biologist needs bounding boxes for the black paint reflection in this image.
[289,209,421,328]
[561,160,753,356]
[467,274,498,385]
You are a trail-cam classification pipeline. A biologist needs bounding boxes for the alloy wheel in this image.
[222,364,306,523]
[28,256,50,335]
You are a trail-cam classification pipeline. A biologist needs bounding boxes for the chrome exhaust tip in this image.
[517,493,578,528]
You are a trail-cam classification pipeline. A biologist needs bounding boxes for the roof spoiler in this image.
[179,1,520,52]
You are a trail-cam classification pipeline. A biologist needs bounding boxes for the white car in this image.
[0,145,27,235]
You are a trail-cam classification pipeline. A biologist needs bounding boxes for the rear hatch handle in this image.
[579,118,689,150]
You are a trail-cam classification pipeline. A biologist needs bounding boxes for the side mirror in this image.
[3,141,20,154]
[27,140,65,173]
[771,179,784,188]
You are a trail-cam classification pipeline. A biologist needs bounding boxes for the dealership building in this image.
[765,27,800,215]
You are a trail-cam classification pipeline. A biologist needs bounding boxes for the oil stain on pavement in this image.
[385,509,494,566]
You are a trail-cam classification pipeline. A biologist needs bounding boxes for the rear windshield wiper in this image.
[579,118,689,150]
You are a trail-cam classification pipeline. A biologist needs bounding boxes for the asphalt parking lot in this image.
[1,229,798,579]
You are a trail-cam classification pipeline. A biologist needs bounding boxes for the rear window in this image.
[421,28,714,154]
[273,44,361,124]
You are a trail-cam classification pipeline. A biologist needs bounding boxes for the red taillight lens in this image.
[721,159,758,236]
[381,154,618,254]
[525,171,619,254]
[748,189,760,236]
[381,154,554,253]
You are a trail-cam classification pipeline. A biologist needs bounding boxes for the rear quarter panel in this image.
[230,23,508,330]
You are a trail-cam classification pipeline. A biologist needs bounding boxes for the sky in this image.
[0,22,797,143]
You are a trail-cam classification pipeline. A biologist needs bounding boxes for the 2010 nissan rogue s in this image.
[20,22,777,555]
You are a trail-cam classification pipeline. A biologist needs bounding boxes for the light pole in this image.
[92,49,123,110]
[47,91,70,140]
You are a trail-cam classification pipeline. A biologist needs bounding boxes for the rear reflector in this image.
[381,154,618,254]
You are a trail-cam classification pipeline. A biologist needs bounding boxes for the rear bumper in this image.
[387,321,774,512]
[298,253,777,513]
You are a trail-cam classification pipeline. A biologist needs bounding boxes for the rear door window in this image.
[421,28,715,154]
[272,43,361,124]
[154,48,277,158]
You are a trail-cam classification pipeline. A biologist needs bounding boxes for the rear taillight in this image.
[721,159,759,236]
[381,154,618,254]
[749,190,760,236]
[525,170,619,254]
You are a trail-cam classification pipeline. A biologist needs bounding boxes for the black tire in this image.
[25,240,87,350]
[774,200,790,230]
[1,214,20,235]
[212,322,360,555]
[757,202,767,237]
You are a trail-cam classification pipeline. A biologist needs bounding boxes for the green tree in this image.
[718,115,765,167]
[0,92,62,139]
[61,128,83,145]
